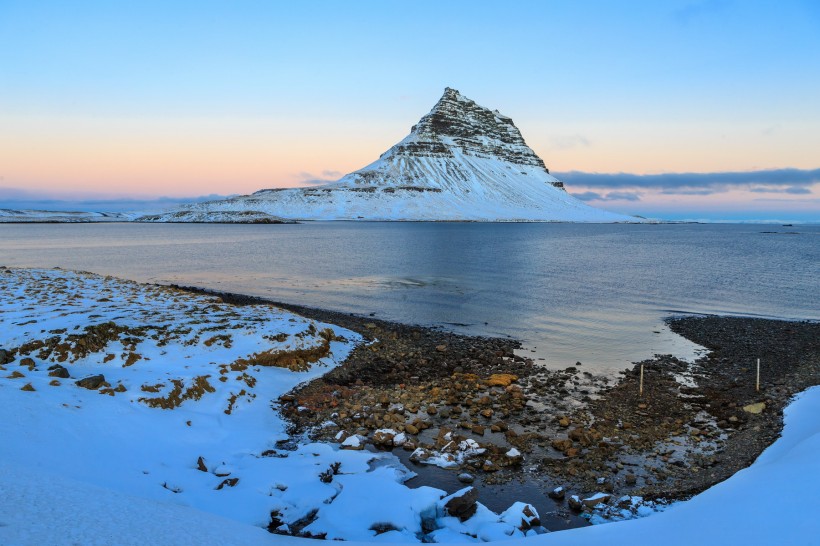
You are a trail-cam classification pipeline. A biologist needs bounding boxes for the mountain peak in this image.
[402,88,548,171]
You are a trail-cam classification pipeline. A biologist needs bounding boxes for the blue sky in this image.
[0,0,818,221]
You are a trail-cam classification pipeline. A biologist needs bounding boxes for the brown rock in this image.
[48,365,70,378]
[551,438,573,452]
[558,416,571,428]
[487,374,517,387]
[75,374,105,390]
[582,493,611,509]
[216,477,239,490]
[444,487,479,521]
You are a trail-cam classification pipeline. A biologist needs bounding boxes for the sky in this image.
[1,0,819,222]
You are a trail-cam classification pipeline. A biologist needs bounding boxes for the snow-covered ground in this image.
[0,268,544,544]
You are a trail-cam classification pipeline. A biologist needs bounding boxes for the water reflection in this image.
[1,222,817,374]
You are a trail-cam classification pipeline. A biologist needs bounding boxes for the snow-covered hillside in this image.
[0,209,134,222]
[139,89,637,222]
[0,268,545,543]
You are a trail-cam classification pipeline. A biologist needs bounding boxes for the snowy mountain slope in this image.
[140,89,637,222]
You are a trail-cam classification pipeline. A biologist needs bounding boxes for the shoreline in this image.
[173,284,820,526]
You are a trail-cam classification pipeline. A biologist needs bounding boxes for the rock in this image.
[551,438,573,452]
[457,472,475,484]
[436,344,448,353]
[505,447,523,464]
[548,486,565,500]
[471,424,485,436]
[426,405,437,415]
[372,429,397,447]
[216,477,239,490]
[487,373,517,387]
[196,456,208,472]
[405,424,419,435]
[75,374,105,389]
[0,349,10,364]
[480,408,494,418]
[567,495,583,511]
[20,383,35,392]
[340,435,365,450]
[624,473,637,485]
[558,416,571,428]
[482,460,499,472]
[743,402,766,414]
[48,365,70,378]
[20,357,36,368]
[582,493,611,509]
[409,448,431,463]
[518,504,541,529]
[444,487,479,521]
[365,323,377,329]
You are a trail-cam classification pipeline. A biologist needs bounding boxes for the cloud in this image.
[659,189,721,196]
[572,191,602,201]
[554,168,820,195]
[548,134,590,151]
[749,186,812,195]
[295,170,342,186]
[571,191,641,202]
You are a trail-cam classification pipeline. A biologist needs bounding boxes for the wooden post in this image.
[756,358,760,392]
[639,363,644,397]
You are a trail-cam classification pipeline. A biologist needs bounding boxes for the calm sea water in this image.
[1,223,817,374]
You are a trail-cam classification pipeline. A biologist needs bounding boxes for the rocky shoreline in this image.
[173,285,820,529]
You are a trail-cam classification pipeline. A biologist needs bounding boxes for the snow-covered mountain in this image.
[140,88,638,222]
[0,209,135,223]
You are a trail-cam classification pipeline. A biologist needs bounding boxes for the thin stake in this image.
[756,358,760,392]
[639,363,644,397]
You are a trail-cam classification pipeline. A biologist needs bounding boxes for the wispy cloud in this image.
[749,186,812,195]
[555,168,820,195]
[548,134,590,151]
[572,191,641,202]
[294,170,342,186]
